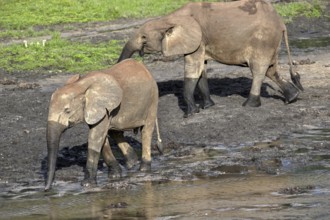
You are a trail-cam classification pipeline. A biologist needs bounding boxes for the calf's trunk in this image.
[45,121,66,191]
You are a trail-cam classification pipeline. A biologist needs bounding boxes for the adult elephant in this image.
[45,59,162,191]
[118,0,303,117]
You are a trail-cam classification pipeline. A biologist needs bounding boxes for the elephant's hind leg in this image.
[140,122,155,172]
[102,138,122,179]
[243,62,268,107]
[110,131,138,169]
[266,64,300,103]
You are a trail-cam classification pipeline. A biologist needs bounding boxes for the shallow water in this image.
[290,36,330,49]
[1,128,330,219]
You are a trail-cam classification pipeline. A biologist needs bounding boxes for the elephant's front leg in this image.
[82,116,110,187]
[197,69,215,109]
[183,77,199,118]
[183,45,206,118]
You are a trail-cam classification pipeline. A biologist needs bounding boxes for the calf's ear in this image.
[84,75,123,125]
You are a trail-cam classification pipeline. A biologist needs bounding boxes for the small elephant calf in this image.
[45,59,162,190]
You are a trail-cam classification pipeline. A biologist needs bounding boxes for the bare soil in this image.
[0,14,329,190]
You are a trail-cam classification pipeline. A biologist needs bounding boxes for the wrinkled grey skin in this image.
[45,59,162,191]
[118,0,303,117]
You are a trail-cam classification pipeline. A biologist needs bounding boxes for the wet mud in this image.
[1,6,330,219]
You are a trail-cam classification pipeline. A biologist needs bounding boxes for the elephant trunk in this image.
[117,43,136,63]
[117,40,144,63]
[45,121,66,191]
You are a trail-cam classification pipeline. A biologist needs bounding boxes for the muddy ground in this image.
[0,11,329,191]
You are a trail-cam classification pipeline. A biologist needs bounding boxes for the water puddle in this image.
[1,128,330,219]
[291,36,330,49]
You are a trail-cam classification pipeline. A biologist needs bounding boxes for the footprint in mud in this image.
[293,58,316,65]
[106,202,128,209]
[0,77,40,90]
[0,78,16,85]
[279,185,315,195]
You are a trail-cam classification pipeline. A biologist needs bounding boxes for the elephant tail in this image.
[283,28,304,91]
[155,118,163,155]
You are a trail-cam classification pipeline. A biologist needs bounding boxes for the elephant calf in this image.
[118,0,304,117]
[45,59,162,191]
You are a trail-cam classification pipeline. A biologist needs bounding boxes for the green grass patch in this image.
[0,33,122,73]
[274,1,323,23]
[0,0,188,31]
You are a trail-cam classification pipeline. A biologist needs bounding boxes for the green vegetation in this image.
[0,0,326,74]
[0,33,121,73]
[274,0,324,23]
[0,0,190,38]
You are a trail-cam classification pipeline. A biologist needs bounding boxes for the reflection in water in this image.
[1,128,330,219]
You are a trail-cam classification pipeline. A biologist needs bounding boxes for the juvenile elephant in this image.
[118,0,304,117]
[45,59,162,191]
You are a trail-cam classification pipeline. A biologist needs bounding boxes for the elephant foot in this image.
[291,73,304,91]
[125,148,139,169]
[108,164,122,179]
[183,105,199,118]
[81,178,97,188]
[139,161,151,172]
[202,99,215,109]
[282,82,300,104]
[243,94,261,107]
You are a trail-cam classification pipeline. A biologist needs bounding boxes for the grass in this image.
[0,0,326,74]
[0,33,122,73]
[274,0,324,23]
[0,0,189,38]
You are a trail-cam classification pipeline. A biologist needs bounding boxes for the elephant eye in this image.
[167,27,174,35]
[141,35,147,43]
[64,107,71,114]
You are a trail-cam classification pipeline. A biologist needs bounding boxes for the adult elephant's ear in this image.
[84,73,123,125]
[162,16,202,57]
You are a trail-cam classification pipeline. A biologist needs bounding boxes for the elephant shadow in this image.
[40,136,143,178]
[157,76,284,112]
